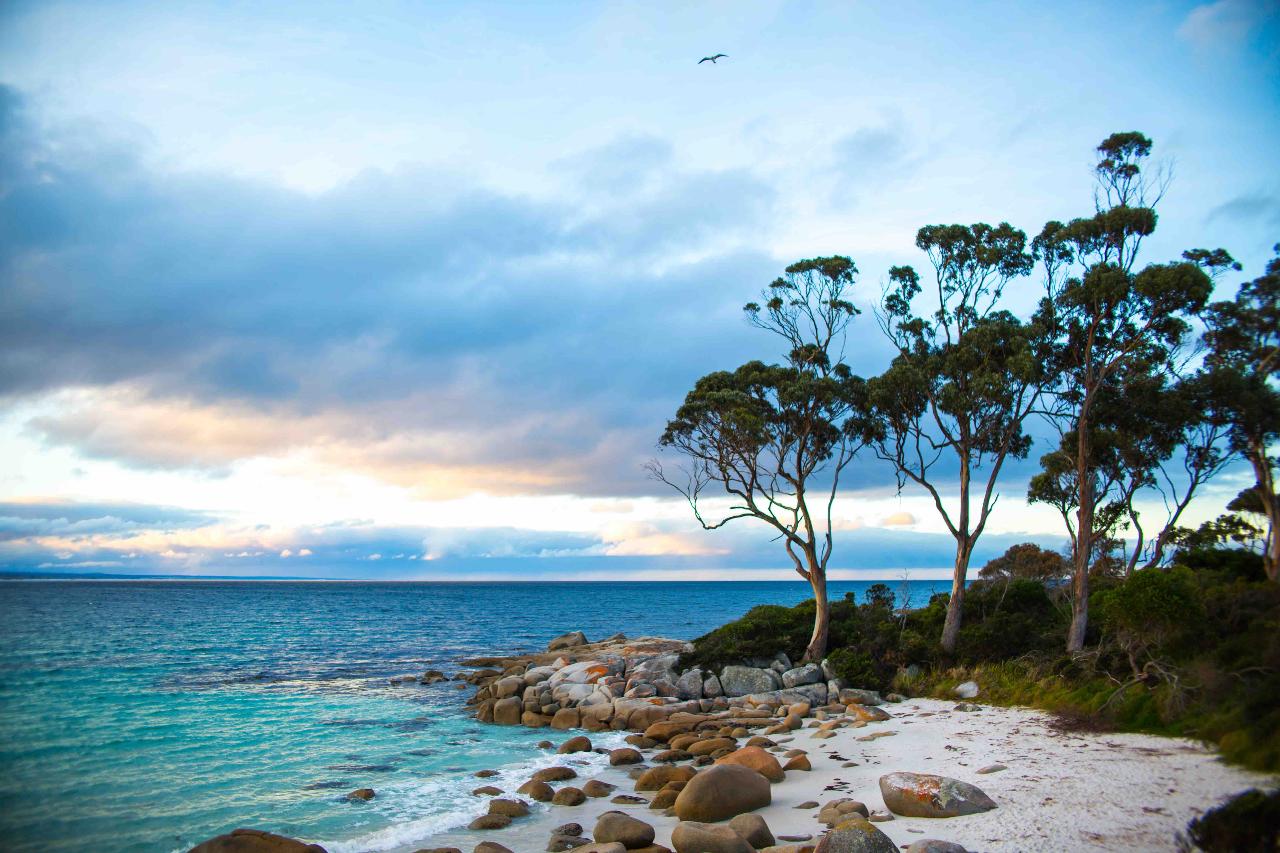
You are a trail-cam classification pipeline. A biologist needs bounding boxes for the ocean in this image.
[0,579,948,853]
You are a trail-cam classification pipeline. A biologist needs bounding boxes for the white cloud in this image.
[1178,0,1273,48]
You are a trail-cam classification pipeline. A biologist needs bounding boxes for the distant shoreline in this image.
[0,574,956,584]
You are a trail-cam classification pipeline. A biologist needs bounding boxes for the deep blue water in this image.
[0,580,946,853]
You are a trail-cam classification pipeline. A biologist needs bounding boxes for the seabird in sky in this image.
[698,54,727,64]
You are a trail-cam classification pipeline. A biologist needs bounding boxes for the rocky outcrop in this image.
[878,772,997,818]
[548,631,589,651]
[720,665,781,697]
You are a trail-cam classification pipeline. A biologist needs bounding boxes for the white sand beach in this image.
[397,698,1276,853]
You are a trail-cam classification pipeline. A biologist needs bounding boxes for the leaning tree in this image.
[650,257,871,661]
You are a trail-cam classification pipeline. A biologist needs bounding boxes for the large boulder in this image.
[813,818,898,853]
[953,681,979,699]
[838,688,883,706]
[780,664,823,689]
[558,736,592,754]
[188,829,327,853]
[493,697,523,725]
[609,748,643,765]
[878,772,997,818]
[549,631,589,651]
[715,746,785,783]
[703,674,723,698]
[719,666,781,697]
[518,780,554,802]
[671,822,754,853]
[673,764,770,822]
[593,812,656,849]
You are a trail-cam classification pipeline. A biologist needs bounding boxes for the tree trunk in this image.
[803,566,829,662]
[940,539,973,655]
[1248,439,1280,582]
[1067,426,1094,653]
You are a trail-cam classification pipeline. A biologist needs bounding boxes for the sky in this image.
[1,0,1278,580]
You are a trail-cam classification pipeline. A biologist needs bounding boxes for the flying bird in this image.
[698,53,728,64]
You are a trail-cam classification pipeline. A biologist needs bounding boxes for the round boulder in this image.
[518,780,555,802]
[559,736,593,754]
[594,811,656,849]
[673,764,770,822]
[468,815,511,830]
[715,746,785,783]
[187,828,327,853]
[533,767,579,783]
[488,799,530,818]
[687,737,736,757]
[813,818,898,853]
[728,813,775,849]
[610,748,643,766]
[583,779,617,798]
[878,772,996,818]
[552,786,587,806]
[635,765,696,791]
[475,844,514,853]
[670,822,753,853]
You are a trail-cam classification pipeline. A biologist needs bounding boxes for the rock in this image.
[703,674,723,698]
[867,811,893,822]
[475,844,513,853]
[673,764,770,822]
[783,755,811,772]
[644,720,695,743]
[975,764,1006,774]
[904,842,967,853]
[688,737,736,756]
[675,669,704,700]
[594,811,657,849]
[781,664,823,689]
[472,786,503,796]
[554,823,584,837]
[553,787,588,806]
[475,769,500,778]
[187,829,328,853]
[552,707,583,729]
[635,765,697,791]
[613,794,649,805]
[778,835,813,843]
[649,788,680,809]
[728,813,775,848]
[347,788,375,801]
[671,822,754,853]
[813,818,898,853]
[884,693,906,703]
[719,666,780,697]
[547,837,592,852]
[468,815,512,830]
[715,746,785,783]
[518,780,555,801]
[609,748,643,766]
[847,704,891,723]
[818,801,869,826]
[488,799,529,818]
[584,780,617,798]
[838,689,883,706]
[418,848,462,853]
[573,844,627,853]
[493,697,523,725]
[652,749,691,763]
[549,631,589,651]
[878,772,996,818]
[494,676,524,699]
[953,681,979,699]
[559,736,592,754]
[533,767,578,783]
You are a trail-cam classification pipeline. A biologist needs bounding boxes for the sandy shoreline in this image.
[377,697,1276,853]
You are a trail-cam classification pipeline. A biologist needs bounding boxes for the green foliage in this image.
[1094,566,1203,671]
[1182,788,1280,853]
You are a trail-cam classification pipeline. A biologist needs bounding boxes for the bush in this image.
[1182,788,1280,852]
[1094,566,1203,675]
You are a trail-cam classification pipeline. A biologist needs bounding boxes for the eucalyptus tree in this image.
[650,257,871,660]
[868,222,1040,653]
[1204,247,1280,580]
[1029,132,1227,651]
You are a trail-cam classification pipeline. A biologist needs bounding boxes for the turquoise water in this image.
[0,580,946,852]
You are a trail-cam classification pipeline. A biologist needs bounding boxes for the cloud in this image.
[1207,192,1280,227]
[1177,0,1276,48]
[1,85,785,497]
[880,511,917,527]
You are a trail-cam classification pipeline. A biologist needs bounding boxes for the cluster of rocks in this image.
[466,632,893,734]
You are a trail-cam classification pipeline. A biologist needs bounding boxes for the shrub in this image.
[1094,566,1203,676]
